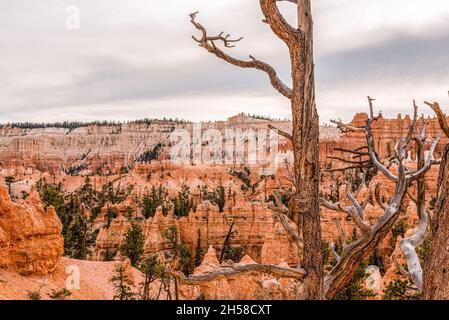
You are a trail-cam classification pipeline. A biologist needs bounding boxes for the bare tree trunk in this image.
[423,144,449,299]
[399,132,428,292]
[289,16,323,299]
[422,101,449,299]
[190,0,323,299]
[219,219,235,263]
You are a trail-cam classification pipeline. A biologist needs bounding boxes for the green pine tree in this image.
[194,230,204,267]
[120,223,145,267]
[111,265,135,300]
[65,213,91,259]
[139,254,165,300]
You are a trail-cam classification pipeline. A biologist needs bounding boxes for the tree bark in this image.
[289,8,323,299]
[400,135,428,292]
[323,188,407,299]
[423,144,449,299]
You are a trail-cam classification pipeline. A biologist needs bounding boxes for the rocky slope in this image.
[0,257,143,300]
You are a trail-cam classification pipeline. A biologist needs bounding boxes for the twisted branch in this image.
[172,264,307,285]
[425,101,449,138]
[190,12,292,99]
[268,124,293,141]
[259,0,301,44]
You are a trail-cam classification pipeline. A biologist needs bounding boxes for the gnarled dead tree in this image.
[399,118,431,292]
[321,98,440,299]
[423,100,449,299]
[190,0,323,299]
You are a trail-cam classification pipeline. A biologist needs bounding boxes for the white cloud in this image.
[0,0,448,123]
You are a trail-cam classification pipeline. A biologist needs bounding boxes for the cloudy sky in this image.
[1,0,449,124]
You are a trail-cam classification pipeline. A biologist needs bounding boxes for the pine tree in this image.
[177,244,193,276]
[4,176,15,197]
[139,254,165,300]
[141,185,167,218]
[163,225,177,247]
[111,265,135,300]
[333,260,375,300]
[65,213,93,260]
[382,280,419,300]
[106,207,117,229]
[173,184,191,217]
[104,248,115,261]
[120,223,145,267]
[215,185,226,212]
[194,230,204,267]
[78,176,99,217]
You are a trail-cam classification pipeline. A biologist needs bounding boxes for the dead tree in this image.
[399,118,431,292]
[190,0,323,299]
[219,216,238,263]
[321,98,440,299]
[423,100,449,299]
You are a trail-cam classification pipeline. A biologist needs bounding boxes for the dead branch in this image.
[259,0,301,44]
[191,0,322,299]
[268,124,293,141]
[172,264,307,285]
[331,119,365,133]
[320,178,371,236]
[219,220,236,263]
[400,212,428,291]
[392,254,410,278]
[400,117,430,292]
[374,184,389,210]
[425,101,449,138]
[329,241,341,263]
[333,217,346,247]
[333,147,369,155]
[327,156,371,165]
[269,190,300,244]
[189,12,292,99]
[327,164,373,173]
[365,98,440,183]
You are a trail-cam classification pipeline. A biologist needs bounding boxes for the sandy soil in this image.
[0,257,143,300]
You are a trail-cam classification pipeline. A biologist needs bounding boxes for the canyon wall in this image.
[2,112,447,179]
[0,121,180,176]
[0,115,337,177]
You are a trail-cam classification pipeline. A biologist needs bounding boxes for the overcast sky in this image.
[1,0,449,124]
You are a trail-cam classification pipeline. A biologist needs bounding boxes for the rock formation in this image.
[94,207,178,261]
[0,186,63,275]
[94,200,300,266]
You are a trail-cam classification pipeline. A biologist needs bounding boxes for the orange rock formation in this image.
[0,187,63,275]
